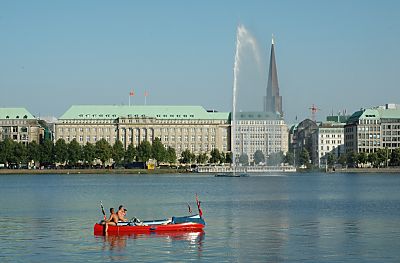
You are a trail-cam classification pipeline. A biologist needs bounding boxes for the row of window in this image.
[320,145,337,151]
[359,119,379,124]
[320,134,342,138]
[1,126,28,133]
[236,127,283,132]
[237,120,283,125]
[320,140,343,144]
[358,134,380,139]
[59,127,114,133]
[0,120,30,125]
[383,137,400,142]
[359,140,381,147]
[359,126,380,132]
[238,141,282,146]
[58,126,219,134]
[162,135,216,142]
[383,124,400,129]
[383,131,400,135]
[2,134,29,141]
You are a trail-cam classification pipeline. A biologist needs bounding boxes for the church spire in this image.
[264,35,283,116]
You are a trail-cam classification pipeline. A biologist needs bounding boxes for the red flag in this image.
[129,90,135,96]
[144,91,148,97]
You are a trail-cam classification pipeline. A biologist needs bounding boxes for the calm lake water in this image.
[1,172,400,262]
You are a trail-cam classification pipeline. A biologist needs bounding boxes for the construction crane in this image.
[309,104,320,122]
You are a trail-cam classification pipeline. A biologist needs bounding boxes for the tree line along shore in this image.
[2,136,400,173]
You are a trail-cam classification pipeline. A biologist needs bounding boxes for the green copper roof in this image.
[379,108,400,119]
[326,115,350,123]
[59,105,230,120]
[235,111,282,120]
[0,108,35,120]
[347,107,400,124]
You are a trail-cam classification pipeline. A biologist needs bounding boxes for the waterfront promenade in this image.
[1,167,400,175]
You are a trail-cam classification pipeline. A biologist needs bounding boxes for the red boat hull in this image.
[94,222,205,235]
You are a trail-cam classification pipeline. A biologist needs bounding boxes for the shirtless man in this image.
[117,205,128,222]
[104,208,118,234]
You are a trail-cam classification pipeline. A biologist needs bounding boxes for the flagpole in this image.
[129,89,134,107]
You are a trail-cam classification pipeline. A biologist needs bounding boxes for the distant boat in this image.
[215,173,248,177]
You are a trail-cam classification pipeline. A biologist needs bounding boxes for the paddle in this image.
[100,201,106,221]
[100,201,108,235]
[196,194,203,217]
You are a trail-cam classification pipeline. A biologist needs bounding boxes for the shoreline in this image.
[1,167,400,175]
[332,168,400,173]
[0,168,188,175]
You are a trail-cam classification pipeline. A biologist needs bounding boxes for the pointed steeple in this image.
[264,35,283,116]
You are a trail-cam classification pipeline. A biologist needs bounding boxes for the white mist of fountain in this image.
[232,24,262,174]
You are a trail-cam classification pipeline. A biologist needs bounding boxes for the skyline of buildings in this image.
[1,36,400,167]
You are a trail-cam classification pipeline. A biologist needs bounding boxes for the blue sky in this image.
[1,0,399,123]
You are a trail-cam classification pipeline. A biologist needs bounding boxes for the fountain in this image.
[232,24,262,175]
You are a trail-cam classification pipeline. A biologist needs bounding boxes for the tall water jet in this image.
[232,24,262,174]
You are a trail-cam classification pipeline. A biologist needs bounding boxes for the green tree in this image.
[40,139,55,165]
[13,142,28,165]
[68,139,82,167]
[225,152,233,164]
[27,141,41,165]
[299,149,310,167]
[253,150,265,165]
[54,139,68,164]
[269,151,284,166]
[376,148,388,167]
[124,144,137,163]
[0,138,14,165]
[346,151,357,167]
[327,153,336,168]
[83,143,96,167]
[166,146,177,164]
[209,149,221,164]
[180,149,194,164]
[390,148,400,166]
[284,152,294,165]
[367,152,378,167]
[96,139,112,167]
[112,140,125,165]
[220,152,227,163]
[357,152,368,166]
[196,153,208,164]
[338,154,347,167]
[239,153,249,166]
[136,140,152,162]
[151,138,166,163]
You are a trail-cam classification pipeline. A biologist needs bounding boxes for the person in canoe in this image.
[117,205,128,222]
[104,207,119,234]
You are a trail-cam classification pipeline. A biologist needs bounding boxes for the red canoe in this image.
[94,214,205,235]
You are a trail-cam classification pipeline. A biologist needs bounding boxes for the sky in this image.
[1,0,399,124]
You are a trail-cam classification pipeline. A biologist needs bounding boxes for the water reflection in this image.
[96,231,205,253]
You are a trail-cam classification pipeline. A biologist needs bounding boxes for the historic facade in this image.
[311,119,346,168]
[55,105,230,156]
[345,104,400,154]
[234,111,288,163]
[0,108,42,145]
